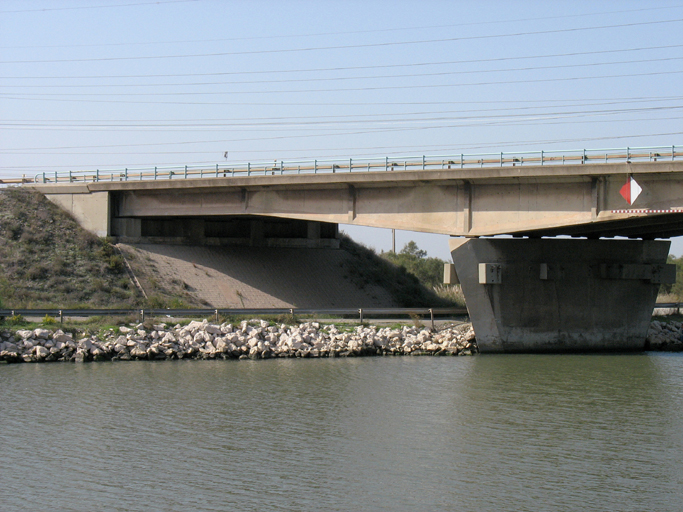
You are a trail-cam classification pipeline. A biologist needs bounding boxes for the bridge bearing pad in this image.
[450,238,674,353]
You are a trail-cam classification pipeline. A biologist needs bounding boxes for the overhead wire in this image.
[3,3,681,48]
[3,98,682,124]
[3,44,682,80]
[3,112,681,154]
[3,70,682,98]
[2,105,681,132]
[2,18,683,64]
[0,0,198,14]
[4,56,683,89]
[3,132,682,171]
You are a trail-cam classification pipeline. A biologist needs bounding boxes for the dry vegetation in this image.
[0,187,142,308]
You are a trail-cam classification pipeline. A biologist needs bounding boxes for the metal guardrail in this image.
[2,303,680,327]
[4,145,678,185]
[0,307,468,329]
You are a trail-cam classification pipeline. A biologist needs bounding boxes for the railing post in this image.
[583,149,586,164]
[359,308,363,324]
[96,169,99,181]
[626,147,630,162]
[216,164,219,177]
[69,170,72,183]
[460,153,464,168]
[540,150,544,165]
[314,160,317,173]
[215,309,218,323]
[140,309,145,322]
[430,308,434,331]
[422,155,426,170]
[349,158,352,172]
[184,165,187,179]
[59,310,63,324]
[247,162,251,175]
[673,145,676,161]
[281,161,284,174]
[385,156,388,171]
[125,168,128,181]
[42,172,46,183]
[154,167,157,180]
[500,152,503,167]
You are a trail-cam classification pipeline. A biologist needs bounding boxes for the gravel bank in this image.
[0,320,477,363]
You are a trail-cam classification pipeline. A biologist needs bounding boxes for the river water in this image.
[1,354,682,511]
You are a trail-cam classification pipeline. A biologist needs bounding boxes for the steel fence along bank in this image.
[1,145,677,185]
[1,304,680,325]
[0,307,468,328]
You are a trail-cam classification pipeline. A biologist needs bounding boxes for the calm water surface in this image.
[1,354,682,511]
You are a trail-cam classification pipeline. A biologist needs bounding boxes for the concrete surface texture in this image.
[121,244,396,308]
[451,238,674,353]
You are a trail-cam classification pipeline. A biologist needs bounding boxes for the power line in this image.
[2,105,680,131]
[3,44,681,80]
[2,133,681,172]
[3,3,681,48]
[3,70,682,97]
[4,97,681,125]
[3,112,680,153]
[0,0,198,14]
[2,18,682,64]
[4,56,683,89]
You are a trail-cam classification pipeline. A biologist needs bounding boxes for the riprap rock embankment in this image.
[0,320,477,363]
[647,320,683,351]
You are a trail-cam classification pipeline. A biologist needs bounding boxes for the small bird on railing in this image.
[223,151,229,160]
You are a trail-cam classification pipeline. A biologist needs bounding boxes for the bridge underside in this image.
[111,215,340,248]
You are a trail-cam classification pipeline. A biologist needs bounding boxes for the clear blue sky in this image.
[1,0,682,259]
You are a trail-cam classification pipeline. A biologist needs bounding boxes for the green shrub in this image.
[381,241,447,289]
[169,297,188,308]
[26,263,49,280]
[145,296,166,309]
[108,254,125,273]
[7,314,25,325]
[42,314,57,325]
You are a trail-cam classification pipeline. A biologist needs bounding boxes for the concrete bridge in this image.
[21,145,683,352]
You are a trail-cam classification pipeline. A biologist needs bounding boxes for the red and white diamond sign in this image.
[620,176,642,205]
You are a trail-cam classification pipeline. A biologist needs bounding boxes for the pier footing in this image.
[450,238,675,353]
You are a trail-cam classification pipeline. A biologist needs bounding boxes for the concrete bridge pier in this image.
[450,238,675,353]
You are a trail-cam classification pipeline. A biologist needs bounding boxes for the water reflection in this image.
[1,355,681,511]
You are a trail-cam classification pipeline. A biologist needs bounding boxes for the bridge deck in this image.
[20,145,683,239]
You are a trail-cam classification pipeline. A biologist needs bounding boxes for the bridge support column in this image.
[450,238,675,353]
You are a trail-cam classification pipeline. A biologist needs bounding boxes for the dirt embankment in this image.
[1,188,452,309]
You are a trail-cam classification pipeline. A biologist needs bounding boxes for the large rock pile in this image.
[0,320,477,363]
[646,320,683,351]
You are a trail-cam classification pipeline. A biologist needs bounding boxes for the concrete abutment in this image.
[450,238,675,353]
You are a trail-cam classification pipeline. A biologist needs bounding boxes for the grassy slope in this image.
[0,188,142,308]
